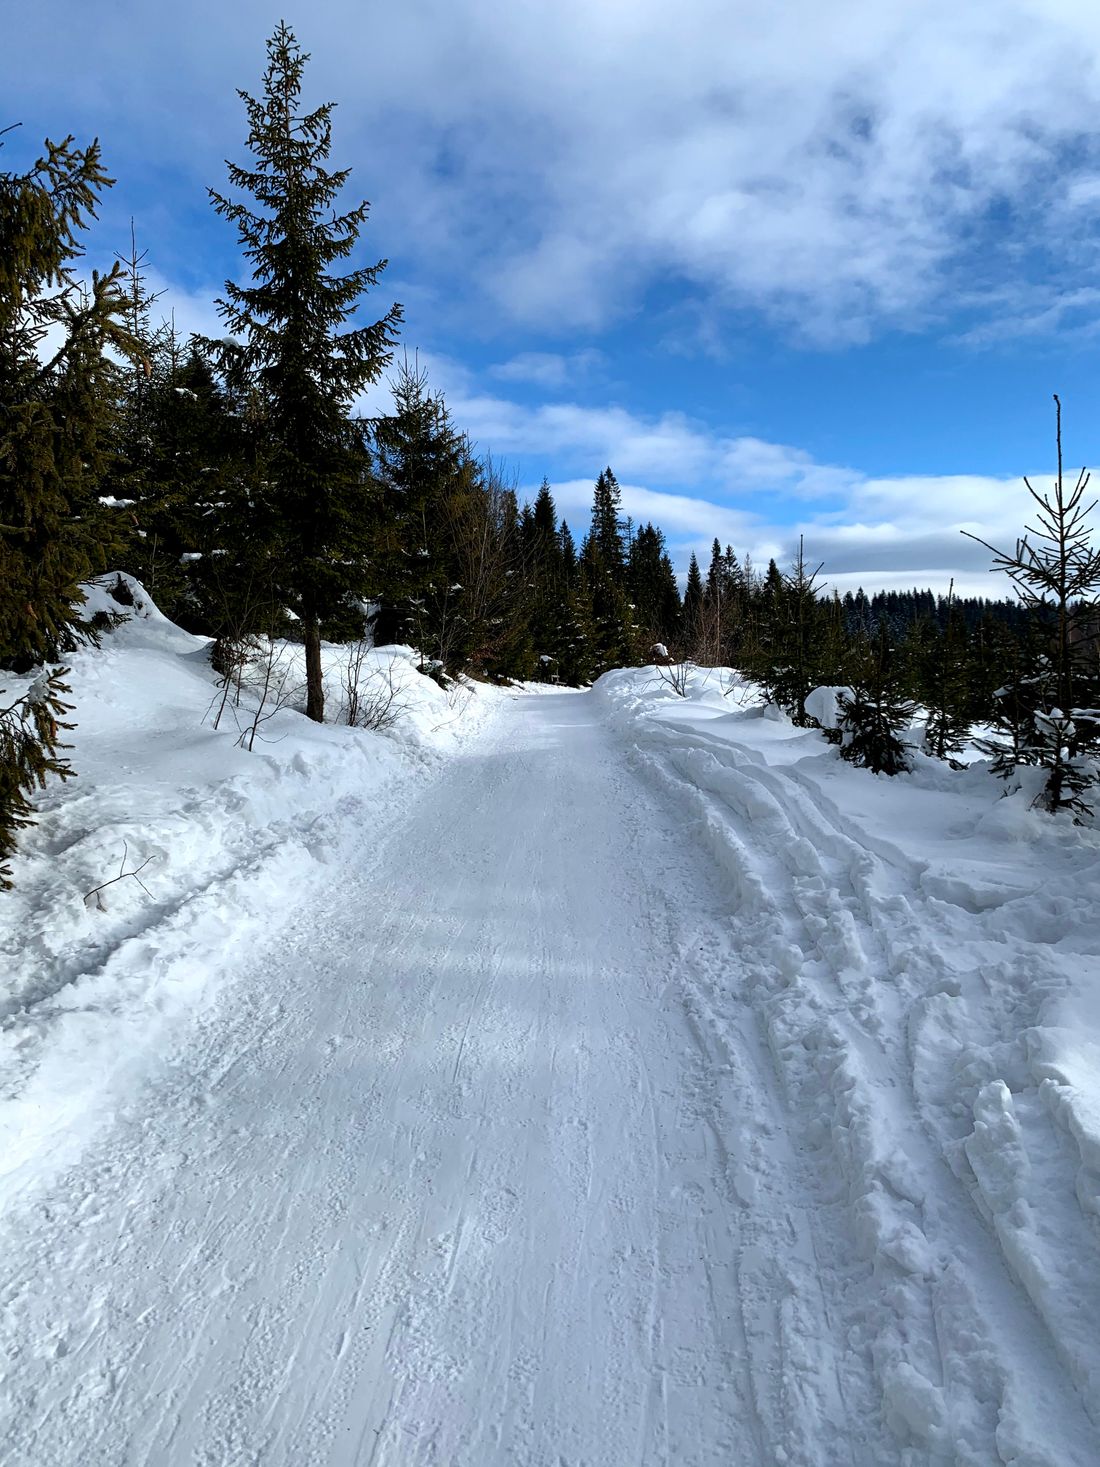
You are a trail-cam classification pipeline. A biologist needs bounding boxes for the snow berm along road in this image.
[2,598,1100,1465]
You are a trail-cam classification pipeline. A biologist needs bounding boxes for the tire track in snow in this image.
[609,695,1100,1466]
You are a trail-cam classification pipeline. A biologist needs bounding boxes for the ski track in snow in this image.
[2,686,1099,1465]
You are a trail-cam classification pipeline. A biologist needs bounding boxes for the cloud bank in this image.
[9,1,1100,342]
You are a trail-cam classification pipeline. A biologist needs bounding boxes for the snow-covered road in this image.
[3,686,1099,1465]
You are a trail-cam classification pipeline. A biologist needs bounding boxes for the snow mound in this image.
[805,683,852,730]
[0,576,497,1206]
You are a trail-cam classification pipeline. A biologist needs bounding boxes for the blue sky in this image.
[7,0,1100,595]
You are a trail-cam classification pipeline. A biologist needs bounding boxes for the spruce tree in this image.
[527,479,569,677]
[697,537,726,664]
[590,466,626,581]
[532,479,557,542]
[1,134,136,671]
[373,357,470,658]
[628,522,681,649]
[0,670,75,890]
[149,343,270,637]
[207,23,402,721]
[766,537,826,725]
[449,461,533,679]
[742,554,786,693]
[559,584,600,685]
[582,469,638,673]
[559,521,578,582]
[1,131,136,884]
[921,582,972,764]
[965,396,1100,814]
[837,624,916,775]
[682,552,704,655]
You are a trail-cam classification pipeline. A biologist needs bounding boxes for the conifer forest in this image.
[6,23,1099,886]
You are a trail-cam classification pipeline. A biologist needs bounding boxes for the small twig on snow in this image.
[83,839,157,912]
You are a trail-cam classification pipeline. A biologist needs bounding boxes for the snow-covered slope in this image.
[3,638,1100,1466]
[0,575,495,1207]
[599,664,1100,1464]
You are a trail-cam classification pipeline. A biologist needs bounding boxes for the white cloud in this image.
[141,250,1072,603]
[488,350,604,390]
[12,0,1100,342]
[421,367,1049,596]
[346,342,1051,596]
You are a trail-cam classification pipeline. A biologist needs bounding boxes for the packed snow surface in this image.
[3,633,1100,1466]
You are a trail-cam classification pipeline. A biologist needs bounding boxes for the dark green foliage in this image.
[0,129,140,886]
[103,235,267,637]
[837,626,916,775]
[682,552,704,653]
[109,331,271,636]
[372,365,534,679]
[1,133,137,672]
[558,585,600,685]
[450,465,535,681]
[628,522,680,650]
[206,22,402,719]
[756,537,826,724]
[577,468,642,676]
[919,585,972,764]
[590,466,626,580]
[559,521,577,580]
[525,480,571,680]
[840,585,1029,640]
[372,357,472,655]
[967,611,1079,791]
[965,396,1100,815]
[0,668,75,889]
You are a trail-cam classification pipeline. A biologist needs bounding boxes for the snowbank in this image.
[0,575,497,1206]
[804,683,851,730]
[596,665,1100,1465]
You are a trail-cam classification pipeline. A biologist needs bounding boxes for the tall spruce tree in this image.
[628,522,680,649]
[582,468,638,674]
[590,466,626,581]
[682,552,704,655]
[1,134,136,671]
[527,479,570,677]
[207,23,401,720]
[1,131,137,885]
[559,521,578,582]
[372,357,470,657]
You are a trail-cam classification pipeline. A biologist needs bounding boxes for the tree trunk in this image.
[304,615,324,723]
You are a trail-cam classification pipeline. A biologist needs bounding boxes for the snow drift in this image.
[0,575,495,1206]
[597,663,1100,1466]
